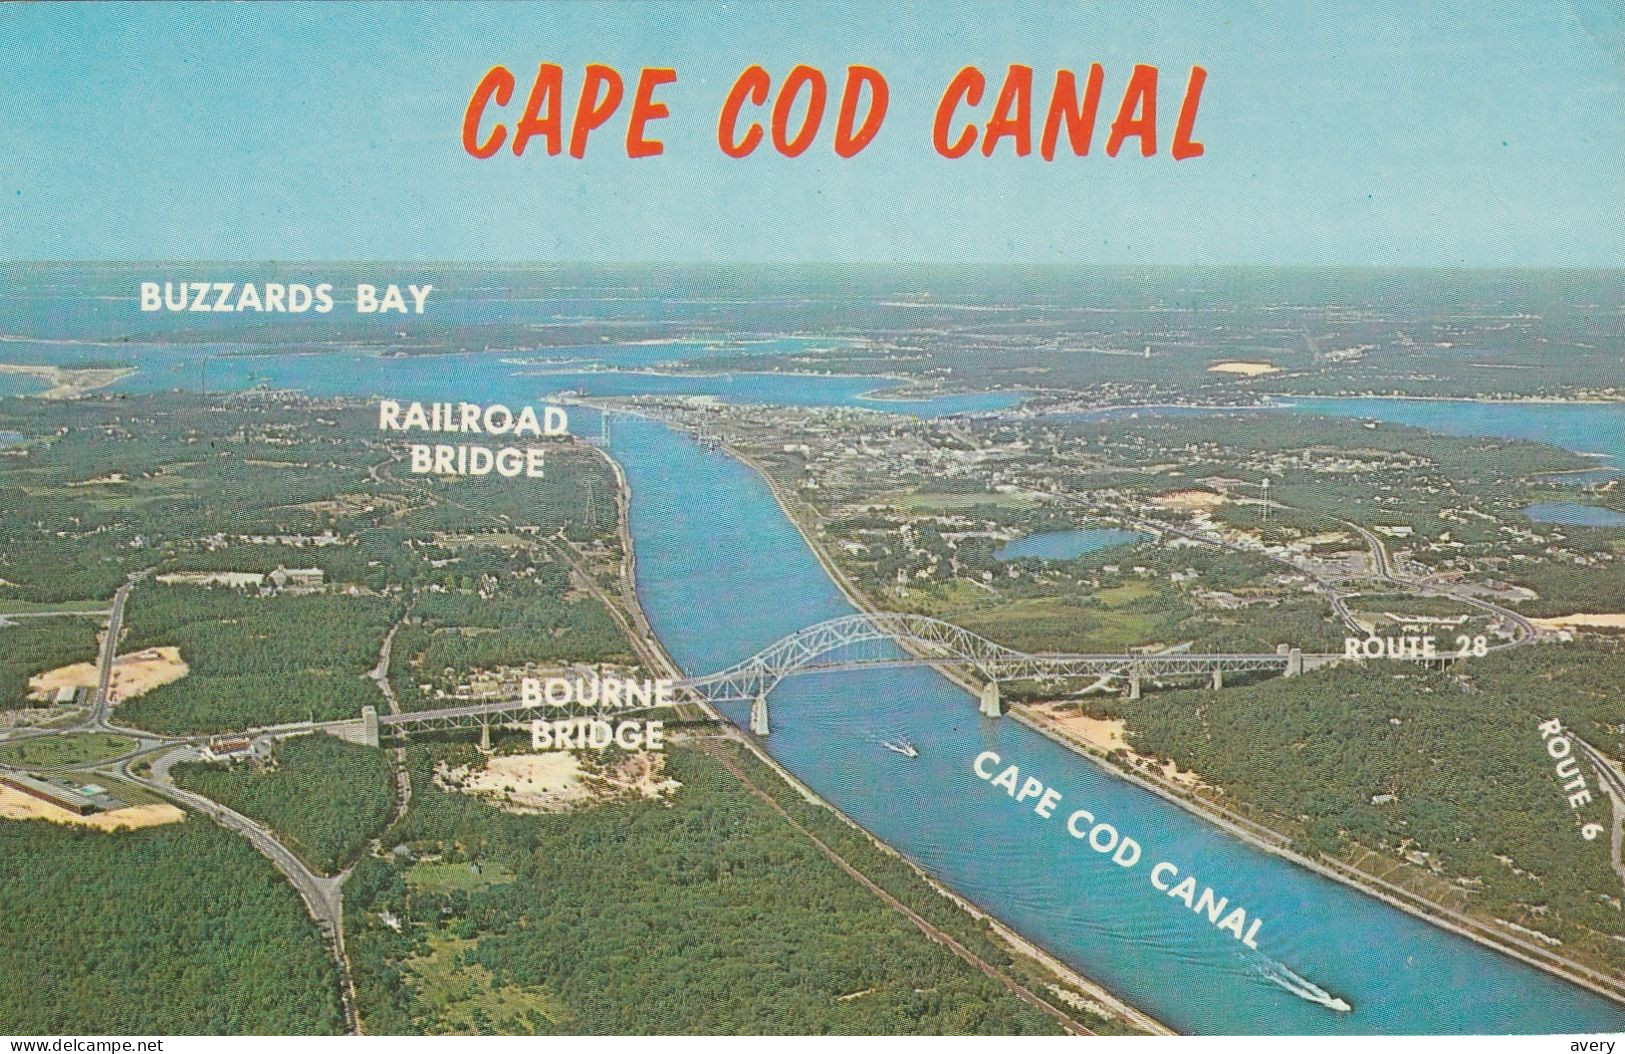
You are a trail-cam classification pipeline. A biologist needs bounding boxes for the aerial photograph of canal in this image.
[3,0,1623,1045]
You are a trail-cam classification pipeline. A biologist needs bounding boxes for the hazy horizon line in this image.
[5,260,1625,273]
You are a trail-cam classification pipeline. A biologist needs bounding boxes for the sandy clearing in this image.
[0,786,185,830]
[1532,613,1625,630]
[449,752,587,812]
[28,646,189,704]
[1160,759,1201,787]
[1207,361,1280,377]
[1034,706,1128,752]
[601,750,683,801]
[1153,489,1227,511]
[1031,706,1204,788]
[436,750,679,814]
[156,571,265,588]
[0,364,136,399]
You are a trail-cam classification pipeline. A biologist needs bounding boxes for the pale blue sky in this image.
[2,1,1622,265]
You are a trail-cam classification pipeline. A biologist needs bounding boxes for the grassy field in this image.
[0,600,110,615]
[0,732,134,769]
[404,859,516,893]
[406,935,572,1033]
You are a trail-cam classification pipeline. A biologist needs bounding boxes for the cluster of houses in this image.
[199,736,272,765]
[201,531,344,549]
[155,565,326,593]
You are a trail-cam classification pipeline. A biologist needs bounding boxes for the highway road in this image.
[1338,517,1541,647]
[136,746,359,1033]
[70,571,186,740]
[1114,502,1366,635]
[0,576,154,747]
[1109,495,1539,651]
[141,747,346,928]
[89,580,132,728]
[1574,737,1625,893]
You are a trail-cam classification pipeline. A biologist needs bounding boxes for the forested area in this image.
[116,585,397,733]
[388,547,631,712]
[0,818,343,1033]
[1095,645,1625,973]
[0,390,631,731]
[0,396,392,604]
[173,733,397,874]
[0,618,100,708]
[343,743,1083,1035]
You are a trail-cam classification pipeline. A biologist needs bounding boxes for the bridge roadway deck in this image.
[369,651,1349,735]
[359,610,1460,738]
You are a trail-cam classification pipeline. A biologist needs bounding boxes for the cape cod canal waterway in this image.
[597,409,1625,1036]
[4,331,1622,1032]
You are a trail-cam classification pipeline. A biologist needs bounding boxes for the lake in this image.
[994,528,1145,561]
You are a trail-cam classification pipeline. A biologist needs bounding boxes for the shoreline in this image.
[1011,704,1625,1009]
[1263,391,1625,407]
[529,366,1023,408]
[709,414,1625,1015]
[0,363,136,399]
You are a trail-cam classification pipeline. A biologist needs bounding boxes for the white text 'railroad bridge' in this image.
[343,612,1336,746]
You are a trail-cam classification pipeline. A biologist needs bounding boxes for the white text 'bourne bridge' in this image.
[352,612,1336,745]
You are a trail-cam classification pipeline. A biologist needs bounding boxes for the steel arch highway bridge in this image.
[680,612,1315,734]
[350,611,1333,745]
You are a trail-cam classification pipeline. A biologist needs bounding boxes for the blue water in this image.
[509,336,847,370]
[4,311,1622,1031]
[525,369,1023,415]
[1284,397,1625,465]
[995,528,1144,562]
[0,431,23,447]
[0,372,48,397]
[0,343,1016,419]
[1042,405,1277,423]
[601,409,1625,1036]
[1285,398,1625,525]
[1525,502,1625,528]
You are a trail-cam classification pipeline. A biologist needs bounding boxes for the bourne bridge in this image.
[340,612,1336,747]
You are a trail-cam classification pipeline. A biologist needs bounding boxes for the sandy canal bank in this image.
[1012,699,1625,1008]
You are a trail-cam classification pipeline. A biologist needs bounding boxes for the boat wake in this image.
[1258,958,1353,1013]
[862,730,920,759]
